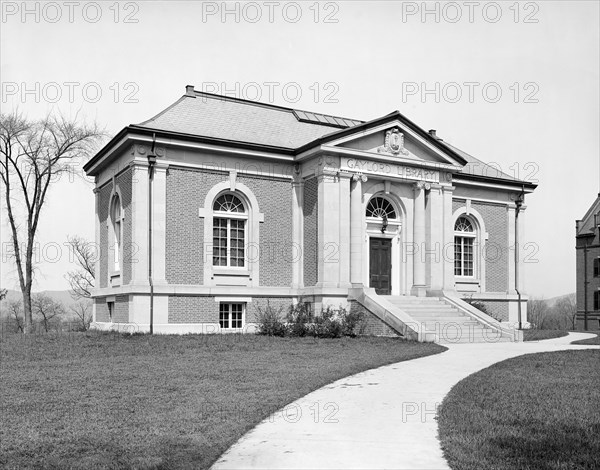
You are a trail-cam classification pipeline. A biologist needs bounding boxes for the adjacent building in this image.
[83,86,537,342]
[576,194,600,330]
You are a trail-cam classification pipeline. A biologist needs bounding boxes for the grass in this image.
[0,330,446,469]
[571,332,600,345]
[438,350,600,470]
[522,329,569,341]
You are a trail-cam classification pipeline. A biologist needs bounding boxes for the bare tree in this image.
[8,299,24,333]
[555,294,577,330]
[69,300,92,331]
[527,298,549,329]
[31,293,64,332]
[65,235,95,299]
[0,111,104,333]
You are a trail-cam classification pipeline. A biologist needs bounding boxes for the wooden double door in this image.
[369,238,392,295]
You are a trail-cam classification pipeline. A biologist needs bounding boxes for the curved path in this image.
[211,333,599,470]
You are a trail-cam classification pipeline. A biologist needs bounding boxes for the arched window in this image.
[111,194,123,272]
[366,197,397,219]
[213,193,247,267]
[454,217,475,277]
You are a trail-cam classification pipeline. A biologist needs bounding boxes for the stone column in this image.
[350,174,366,286]
[442,185,456,291]
[129,163,149,287]
[291,178,304,288]
[411,182,427,296]
[338,172,352,288]
[427,185,444,291]
[317,170,340,287]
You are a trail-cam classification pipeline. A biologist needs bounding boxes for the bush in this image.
[286,302,313,337]
[255,302,287,337]
[255,302,365,338]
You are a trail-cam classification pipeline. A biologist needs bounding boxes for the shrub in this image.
[286,302,313,337]
[255,302,287,337]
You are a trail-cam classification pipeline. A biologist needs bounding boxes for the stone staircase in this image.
[382,296,513,344]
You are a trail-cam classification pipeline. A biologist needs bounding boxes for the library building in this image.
[83,85,537,343]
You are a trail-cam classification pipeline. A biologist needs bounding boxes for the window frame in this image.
[594,291,600,311]
[454,216,476,278]
[219,302,245,330]
[110,193,124,275]
[212,193,248,269]
[594,258,600,278]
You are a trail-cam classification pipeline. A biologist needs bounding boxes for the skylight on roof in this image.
[292,109,361,128]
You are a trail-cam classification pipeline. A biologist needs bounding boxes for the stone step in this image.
[385,297,443,304]
[390,303,457,310]
[406,311,468,318]
[412,318,483,326]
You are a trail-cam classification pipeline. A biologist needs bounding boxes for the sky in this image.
[1,0,599,298]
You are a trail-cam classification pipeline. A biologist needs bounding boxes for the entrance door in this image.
[369,238,392,295]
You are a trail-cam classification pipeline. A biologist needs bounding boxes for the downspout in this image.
[147,134,157,334]
[515,186,525,330]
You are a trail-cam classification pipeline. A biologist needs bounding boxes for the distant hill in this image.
[0,289,91,318]
[542,293,576,308]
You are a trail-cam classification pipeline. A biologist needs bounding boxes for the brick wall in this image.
[303,177,318,286]
[250,297,293,323]
[168,296,293,324]
[95,299,109,322]
[453,200,509,293]
[237,175,293,287]
[473,202,508,292]
[349,301,400,337]
[166,169,224,285]
[476,300,509,322]
[97,183,112,289]
[576,239,600,318]
[94,295,129,323]
[118,169,133,285]
[96,169,132,288]
[114,295,129,323]
[165,168,293,287]
[168,296,216,323]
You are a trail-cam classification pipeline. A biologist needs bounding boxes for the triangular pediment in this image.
[323,118,465,169]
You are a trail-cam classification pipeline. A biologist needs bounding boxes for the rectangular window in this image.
[594,258,600,278]
[594,291,600,311]
[107,302,114,322]
[213,218,245,267]
[454,236,474,277]
[219,303,244,329]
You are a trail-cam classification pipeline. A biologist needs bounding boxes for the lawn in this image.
[522,329,569,341]
[571,332,600,345]
[438,350,600,470]
[0,331,445,469]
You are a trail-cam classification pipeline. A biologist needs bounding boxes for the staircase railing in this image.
[440,293,523,342]
[348,287,425,341]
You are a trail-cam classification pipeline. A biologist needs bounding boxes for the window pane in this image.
[219,304,229,328]
[231,304,243,328]
[454,236,462,276]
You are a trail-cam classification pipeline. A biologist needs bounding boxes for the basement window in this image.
[219,303,244,329]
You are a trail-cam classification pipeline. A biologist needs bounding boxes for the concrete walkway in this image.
[211,332,599,470]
